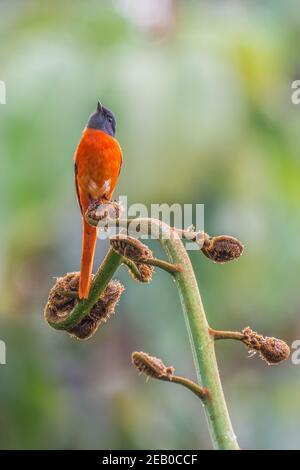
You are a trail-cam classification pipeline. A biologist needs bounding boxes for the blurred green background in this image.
[1,0,300,450]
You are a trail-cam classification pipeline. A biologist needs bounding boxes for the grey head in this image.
[86,101,116,137]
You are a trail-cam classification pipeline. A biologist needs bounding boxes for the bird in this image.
[74,102,122,299]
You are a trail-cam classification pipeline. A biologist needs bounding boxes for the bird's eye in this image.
[107,116,113,123]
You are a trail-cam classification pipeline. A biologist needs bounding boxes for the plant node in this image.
[124,259,154,283]
[132,351,208,401]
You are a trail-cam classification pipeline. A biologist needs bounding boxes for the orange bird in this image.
[74,102,122,299]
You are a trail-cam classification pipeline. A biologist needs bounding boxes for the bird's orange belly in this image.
[75,127,122,203]
[79,152,120,200]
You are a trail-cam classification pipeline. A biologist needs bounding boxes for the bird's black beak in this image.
[97,101,103,113]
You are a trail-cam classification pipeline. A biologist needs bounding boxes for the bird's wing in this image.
[74,162,83,214]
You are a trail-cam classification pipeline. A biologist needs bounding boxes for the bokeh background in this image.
[1,0,300,450]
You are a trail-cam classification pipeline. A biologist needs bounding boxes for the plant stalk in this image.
[166,375,209,401]
[161,232,239,449]
[87,216,240,449]
[209,328,244,341]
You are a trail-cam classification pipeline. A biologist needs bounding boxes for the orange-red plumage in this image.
[75,126,122,299]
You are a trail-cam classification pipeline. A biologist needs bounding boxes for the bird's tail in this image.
[79,218,97,299]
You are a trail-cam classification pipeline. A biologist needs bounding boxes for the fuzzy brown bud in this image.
[85,199,122,227]
[259,337,290,365]
[44,272,80,324]
[110,235,153,262]
[136,263,154,283]
[201,235,244,263]
[126,262,154,283]
[132,351,174,379]
[44,272,124,340]
[69,279,124,340]
[242,327,290,365]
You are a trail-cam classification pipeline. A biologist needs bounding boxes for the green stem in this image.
[143,257,181,275]
[122,258,145,282]
[47,249,123,330]
[113,217,239,449]
[161,234,239,449]
[122,256,180,278]
[210,328,244,341]
[164,374,209,401]
[85,215,239,449]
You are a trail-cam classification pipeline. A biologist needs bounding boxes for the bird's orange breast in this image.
[74,128,122,205]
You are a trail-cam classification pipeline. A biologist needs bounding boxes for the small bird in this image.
[74,102,122,299]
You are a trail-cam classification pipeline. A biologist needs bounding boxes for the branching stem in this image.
[104,216,240,449]
[59,214,241,449]
[143,257,182,275]
[165,375,209,401]
[209,328,244,341]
